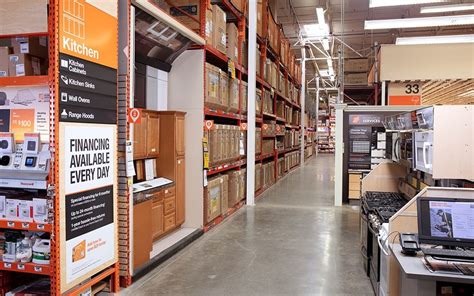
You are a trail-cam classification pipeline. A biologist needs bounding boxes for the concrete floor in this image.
[121,155,372,296]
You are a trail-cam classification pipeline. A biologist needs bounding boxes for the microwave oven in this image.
[414,131,433,174]
[399,131,415,169]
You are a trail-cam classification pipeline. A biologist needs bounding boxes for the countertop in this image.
[390,244,474,284]
[133,181,175,205]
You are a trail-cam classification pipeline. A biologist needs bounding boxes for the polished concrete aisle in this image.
[121,155,371,296]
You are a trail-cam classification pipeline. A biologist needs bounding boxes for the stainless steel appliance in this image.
[399,131,415,169]
[385,132,400,162]
[414,131,433,174]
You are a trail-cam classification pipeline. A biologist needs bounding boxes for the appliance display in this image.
[417,196,474,248]
[416,106,434,129]
[399,131,415,169]
[348,126,372,170]
[414,131,433,174]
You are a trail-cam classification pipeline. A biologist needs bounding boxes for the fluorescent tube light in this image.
[396,34,474,45]
[319,70,330,77]
[369,0,446,8]
[327,58,333,67]
[322,38,330,50]
[329,75,335,82]
[421,3,474,13]
[365,14,474,30]
[304,23,329,37]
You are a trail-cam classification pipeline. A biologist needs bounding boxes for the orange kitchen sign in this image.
[59,0,118,69]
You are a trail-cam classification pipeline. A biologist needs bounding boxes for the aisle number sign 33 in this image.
[388,82,422,106]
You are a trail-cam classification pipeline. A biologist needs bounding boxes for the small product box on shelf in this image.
[33,197,48,224]
[5,198,19,221]
[206,176,222,223]
[18,198,33,223]
[212,5,226,55]
[226,23,239,63]
[11,37,48,60]
[0,194,6,219]
[8,54,42,76]
[0,47,11,77]
[205,8,213,46]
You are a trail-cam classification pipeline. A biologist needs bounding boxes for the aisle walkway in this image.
[122,155,371,296]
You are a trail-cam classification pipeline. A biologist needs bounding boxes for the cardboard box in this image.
[206,177,222,223]
[241,81,247,113]
[345,58,369,73]
[205,63,221,109]
[9,53,42,76]
[18,199,33,222]
[205,8,213,46]
[6,198,19,221]
[33,197,48,223]
[0,47,11,77]
[226,23,239,62]
[349,190,361,200]
[344,73,368,85]
[230,0,243,12]
[212,5,226,54]
[255,163,262,191]
[219,71,229,109]
[257,0,263,37]
[228,77,239,113]
[169,0,201,32]
[12,37,48,59]
[221,174,229,213]
[226,170,241,208]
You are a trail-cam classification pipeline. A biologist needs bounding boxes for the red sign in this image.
[388,95,421,106]
[204,120,214,130]
[128,108,142,124]
[240,122,247,131]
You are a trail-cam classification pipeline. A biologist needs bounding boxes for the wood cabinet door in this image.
[133,200,152,269]
[176,116,185,156]
[151,200,164,240]
[146,113,160,157]
[133,114,148,159]
[176,157,185,225]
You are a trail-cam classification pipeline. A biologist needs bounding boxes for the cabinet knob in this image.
[165,190,168,194]
[178,160,181,164]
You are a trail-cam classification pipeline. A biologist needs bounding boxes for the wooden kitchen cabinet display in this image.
[133,110,160,159]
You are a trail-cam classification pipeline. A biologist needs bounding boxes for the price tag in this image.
[204,120,214,131]
[22,223,30,229]
[7,221,14,228]
[240,122,247,131]
[34,266,43,273]
[37,224,45,230]
[4,263,11,269]
[17,264,25,270]
[228,60,236,79]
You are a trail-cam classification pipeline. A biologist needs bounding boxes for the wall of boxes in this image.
[166,0,308,229]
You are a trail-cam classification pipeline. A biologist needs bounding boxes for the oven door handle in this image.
[378,233,391,256]
[394,138,400,161]
[423,142,432,169]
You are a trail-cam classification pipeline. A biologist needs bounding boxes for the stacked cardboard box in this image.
[228,77,240,113]
[256,128,262,155]
[263,89,273,114]
[277,157,285,177]
[262,139,274,155]
[344,73,368,86]
[205,8,213,45]
[262,121,276,137]
[262,161,275,188]
[206,62,243,113]
[241,81,248,114]
[213,5,227,54]
[255,163,262,192]
[256,88,262,115]
[0,37,48,77]
[206,176,223,223]
[206,124,241,167]
[285,151,300,170]
[276,101,285,119]
[225,169,246,208]
[226,23,239,63]
[292,110,300,126]
[205,63,221,109]
[344,58,369,86]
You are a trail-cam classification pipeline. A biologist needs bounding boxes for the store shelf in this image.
[204,199,245,232]
[283,146,301,154]
[258,153,274,161]
[0,261,50,276]
[256,116,263,123]
[256,76,272,90]
[263,134,275,139]
[0,75,48,86]
[0,220,52,232]
[217,0,244,20]
[262,112,276,119]
[276,117,286,123]
[204,107,241,120]
[208,159,246,176]
[285,124,300,129]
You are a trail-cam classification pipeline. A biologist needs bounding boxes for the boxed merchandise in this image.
[219,71,229,110]
[255,163,262,191]
[33,197,48,224]
[263,139,274,155]
[169,0,201,31]
[256,45,261,76]
[228,78,240,112]
[345,58,369,73]
[263,89,273,114]
[257,0,263,37]
[12,37,48,59]
[256,88,262,115]
[0,47,11,77]
[212,5,226,54]
[226,23,239,62]
[8,54,42,76]
[5,198,19,221]
[205,63,221,109]
[241,40,248,69]
[221,174,229,213]
[344,73,368,85]
[18,199,33,222]
[205,8,213,45]
[205,177,222,223]
[226,170,242,208]
[230,0,243,12]
[241,81,248,113]
[256,128,262,154]
[239,168,246,201]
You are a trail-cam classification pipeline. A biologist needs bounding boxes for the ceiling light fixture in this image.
[420,3,474,13]
[369,0,446,8]
[304,23,329,37]
[322,38,330,50]
[364,14,474,30]
[396,34,474,45]
[316,7,325,25]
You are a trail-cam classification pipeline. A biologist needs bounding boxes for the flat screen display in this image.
[418,197,474,247]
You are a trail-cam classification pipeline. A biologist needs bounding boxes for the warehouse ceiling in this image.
[274,0,474,99]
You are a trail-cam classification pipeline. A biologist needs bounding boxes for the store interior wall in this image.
[168,50,205,229]
[146,66,168,110]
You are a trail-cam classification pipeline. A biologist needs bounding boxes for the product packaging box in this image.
[226,170,241,208]
[8,54,42,76]
[12,37,48,59]
[241,81,248,114]
[226,23,239,63]
[18,199,33,222]
[169,0,201,32]
[230,0,243,12]
[33,198,48,223]
[205,8,213,46]
[257,0,263,37]
[255,163,262,191]
[0,194,6,219]
[219,71,229,109]
[5,198,19,221]
[0,47,11,77]
[221,174,229,213]
[205,63,221,109]
[212,5,226,54]
[228,77,239,113]
[206,176,222,223]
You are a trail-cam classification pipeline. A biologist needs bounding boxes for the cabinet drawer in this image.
[164,212,176,232]
[164,197,175,214]
[164,186,175,198]
[151,191,164,203]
